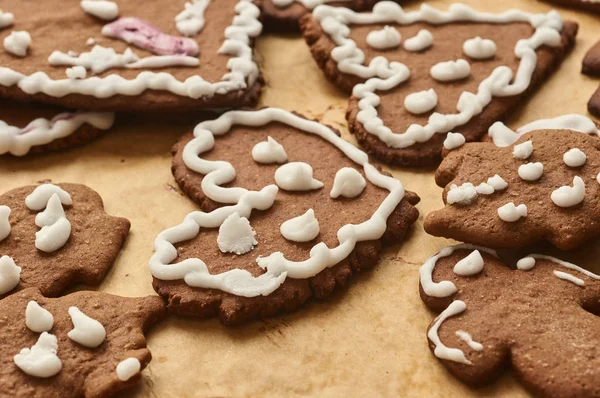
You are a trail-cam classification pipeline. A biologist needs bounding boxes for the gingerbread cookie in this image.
[541,0,600,14]
[419,244,600,398]
[300,3,578,166]
[589,87,600,119]
[424,115,600,250]
[0,183,130,297]
[1,288,164,397]
[0,0,263,111]
[0,100,115,156]
[582,40,600,76]
[154,108,420,325]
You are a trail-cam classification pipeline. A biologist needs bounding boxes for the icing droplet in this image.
[597,172,600,185]
[513,141,533,160]
[26,301,54,333]
[518,162,543,181]
[553,270,585,287]
[67,307,107,348]
[455,330,483,352]
[447,183,478,205]
[497,202,527,222]
[404,89,438,115]
[563,148,586,167]
[430,59,471,82]
[0,205,10,241]
[3,31,31,57]
[517,257,536,271]
[251,136,288,164]
[488,122,519,147]
[0,10,14,29]
[274,162,324,191]
[366,25,401,50]
[486,175,508,191]
[80,0,119,21]
[175,0,211,36]
[0,255,21,295]
[330,168,366,199]
[217,212,257,255]
[26,184,72,211]
[453,250,484,276]
[280,209,320,242]
[443,132,465,150]
[14,332,62,378]
[34,194,72,253]
[551,176,585,208]
[66,66,87,80]
[403,29,433,52]
[116,357,141,381]
[463,37,496,60]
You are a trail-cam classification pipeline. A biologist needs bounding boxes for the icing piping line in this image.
[428,300,473,365]
[149,108,405,297]
[528,254,600,282]
[0,0,261,100]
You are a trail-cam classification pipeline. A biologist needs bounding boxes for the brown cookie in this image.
[540,0,600,14]
[0,183,130,297]
[0,0,263,111]
[589,86,600,118]
[424,118,600,250]
[419,245,600,398]
[0,100,115,156]
[301,3,577,166]
[582,40,600,76]
[155,108,420,325]
[0,288,165,397]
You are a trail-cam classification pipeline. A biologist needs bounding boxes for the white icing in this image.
[251,136,288,164]
[563,148,586,167]
[0,205,10,241]
[330,167,366,199]
[176,0,211,36]
[0,0,261,100]
[443,132,465,150]
[86,38,96,46]
[49,46,139,74]
[366,26,401,50]
[516,256,536,271]
[452,250,484,276]
[0,10,14,29]
[26,301,54,333]
[597,172,600,185]
[551,176,585,207]
[274,162,324,191]
[66,66,87,80]
[497,202,527,222]
[4,31,31,57]
[0,255,21,295]
[0,112,115,156]
[553,270,585,287]
[13,332,62,378]
[447,183,477,205]
[280,209,320,242]
[403,29,433,52]
[428,300,472,365]
[80,0,119,21]
[523,254,600,282]
[217,212,257,255]
[463,37,496,60]
[116,357,141,381]
[513,141,533,159]
[455,330,483,352]
[25,184,72,211]
[150,108,405,296]
[518,162,543,181]
[33,194,71,253]
[124,55,200,69]
[67,307,106,348]
[272,0,335,9]
[404,89,437,115]
[487,174,508,190]
[430,59,471,82]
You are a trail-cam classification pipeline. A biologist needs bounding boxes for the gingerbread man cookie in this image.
[300,2,578,166]
[419,245,600,398]
[154,108,420,325]
[424,115,600,250]
[0,0,263,111]
[0,182,130,297]
[0,288,165,397]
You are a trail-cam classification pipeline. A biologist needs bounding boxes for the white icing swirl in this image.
[80,0,119,21]
[430,59,471,82]
[274,162,324,191]
[0,205,10,241]
[452,250,484,276]
[251,136,288,164]
[518,162,543,181]
[176,0,211,36]
[13,332,62,378]
[330,167,366,199]
[463,37,496,60]
[428,300,472,365]
[455,330,483,352]
[116,357,141,381]
[403,29,433,52]
[366,26,401,50]
[443,132,465,150]
[404,89,437,115]
[26,301,54,333]
[67,307,106,348]
[513,141,533,159]
[497,202,527,222]
[4,31,31,57]
[563,148,586,167]
[217,212,257,255]
[33,194,72,253]
[0,255,20,295]
[551,176,585,207]
[280,209,320,242]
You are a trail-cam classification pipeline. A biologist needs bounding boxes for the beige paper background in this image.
[1,0,600,396]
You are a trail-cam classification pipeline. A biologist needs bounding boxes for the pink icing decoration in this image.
[101,17,199,56]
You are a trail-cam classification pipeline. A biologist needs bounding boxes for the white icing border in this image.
[149,108,406,297]
[0,0,262,100]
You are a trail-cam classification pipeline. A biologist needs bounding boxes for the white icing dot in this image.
[274,162,323,191]
[66,66,87,80]
[486,175,508,191]
[80,0,119,21]
[116,357,141,381]
[26,301,54,333]
[34,194,72,253]
[0,255,20,295]
[551,176,585,208]
[443,132,465,150]
[67,307,106,348]
[26,184,72,211]
[0,10,14,29]
[404,89,438,115]
[330,167,366,199]
[403,29,433,52]
[430,59,471,82]
[497,202,527,222]
[280,209,320,243]
[453,250,484,276]
[272,0,294,7]
[463,37,497,60]
[366,25,401,50]
[597,172,600,185]
[455,330,483,352]
[475,183,494,195]
[518,162,543,181]
[516,256,536,271]
[0,205,10,241]
[217,212,257,255]
[563,148,586,167]
[251,136,287,164]
[447,183,477,205]
[14,332,62,378]
[513,141,533,160]
[3,31,31,57]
